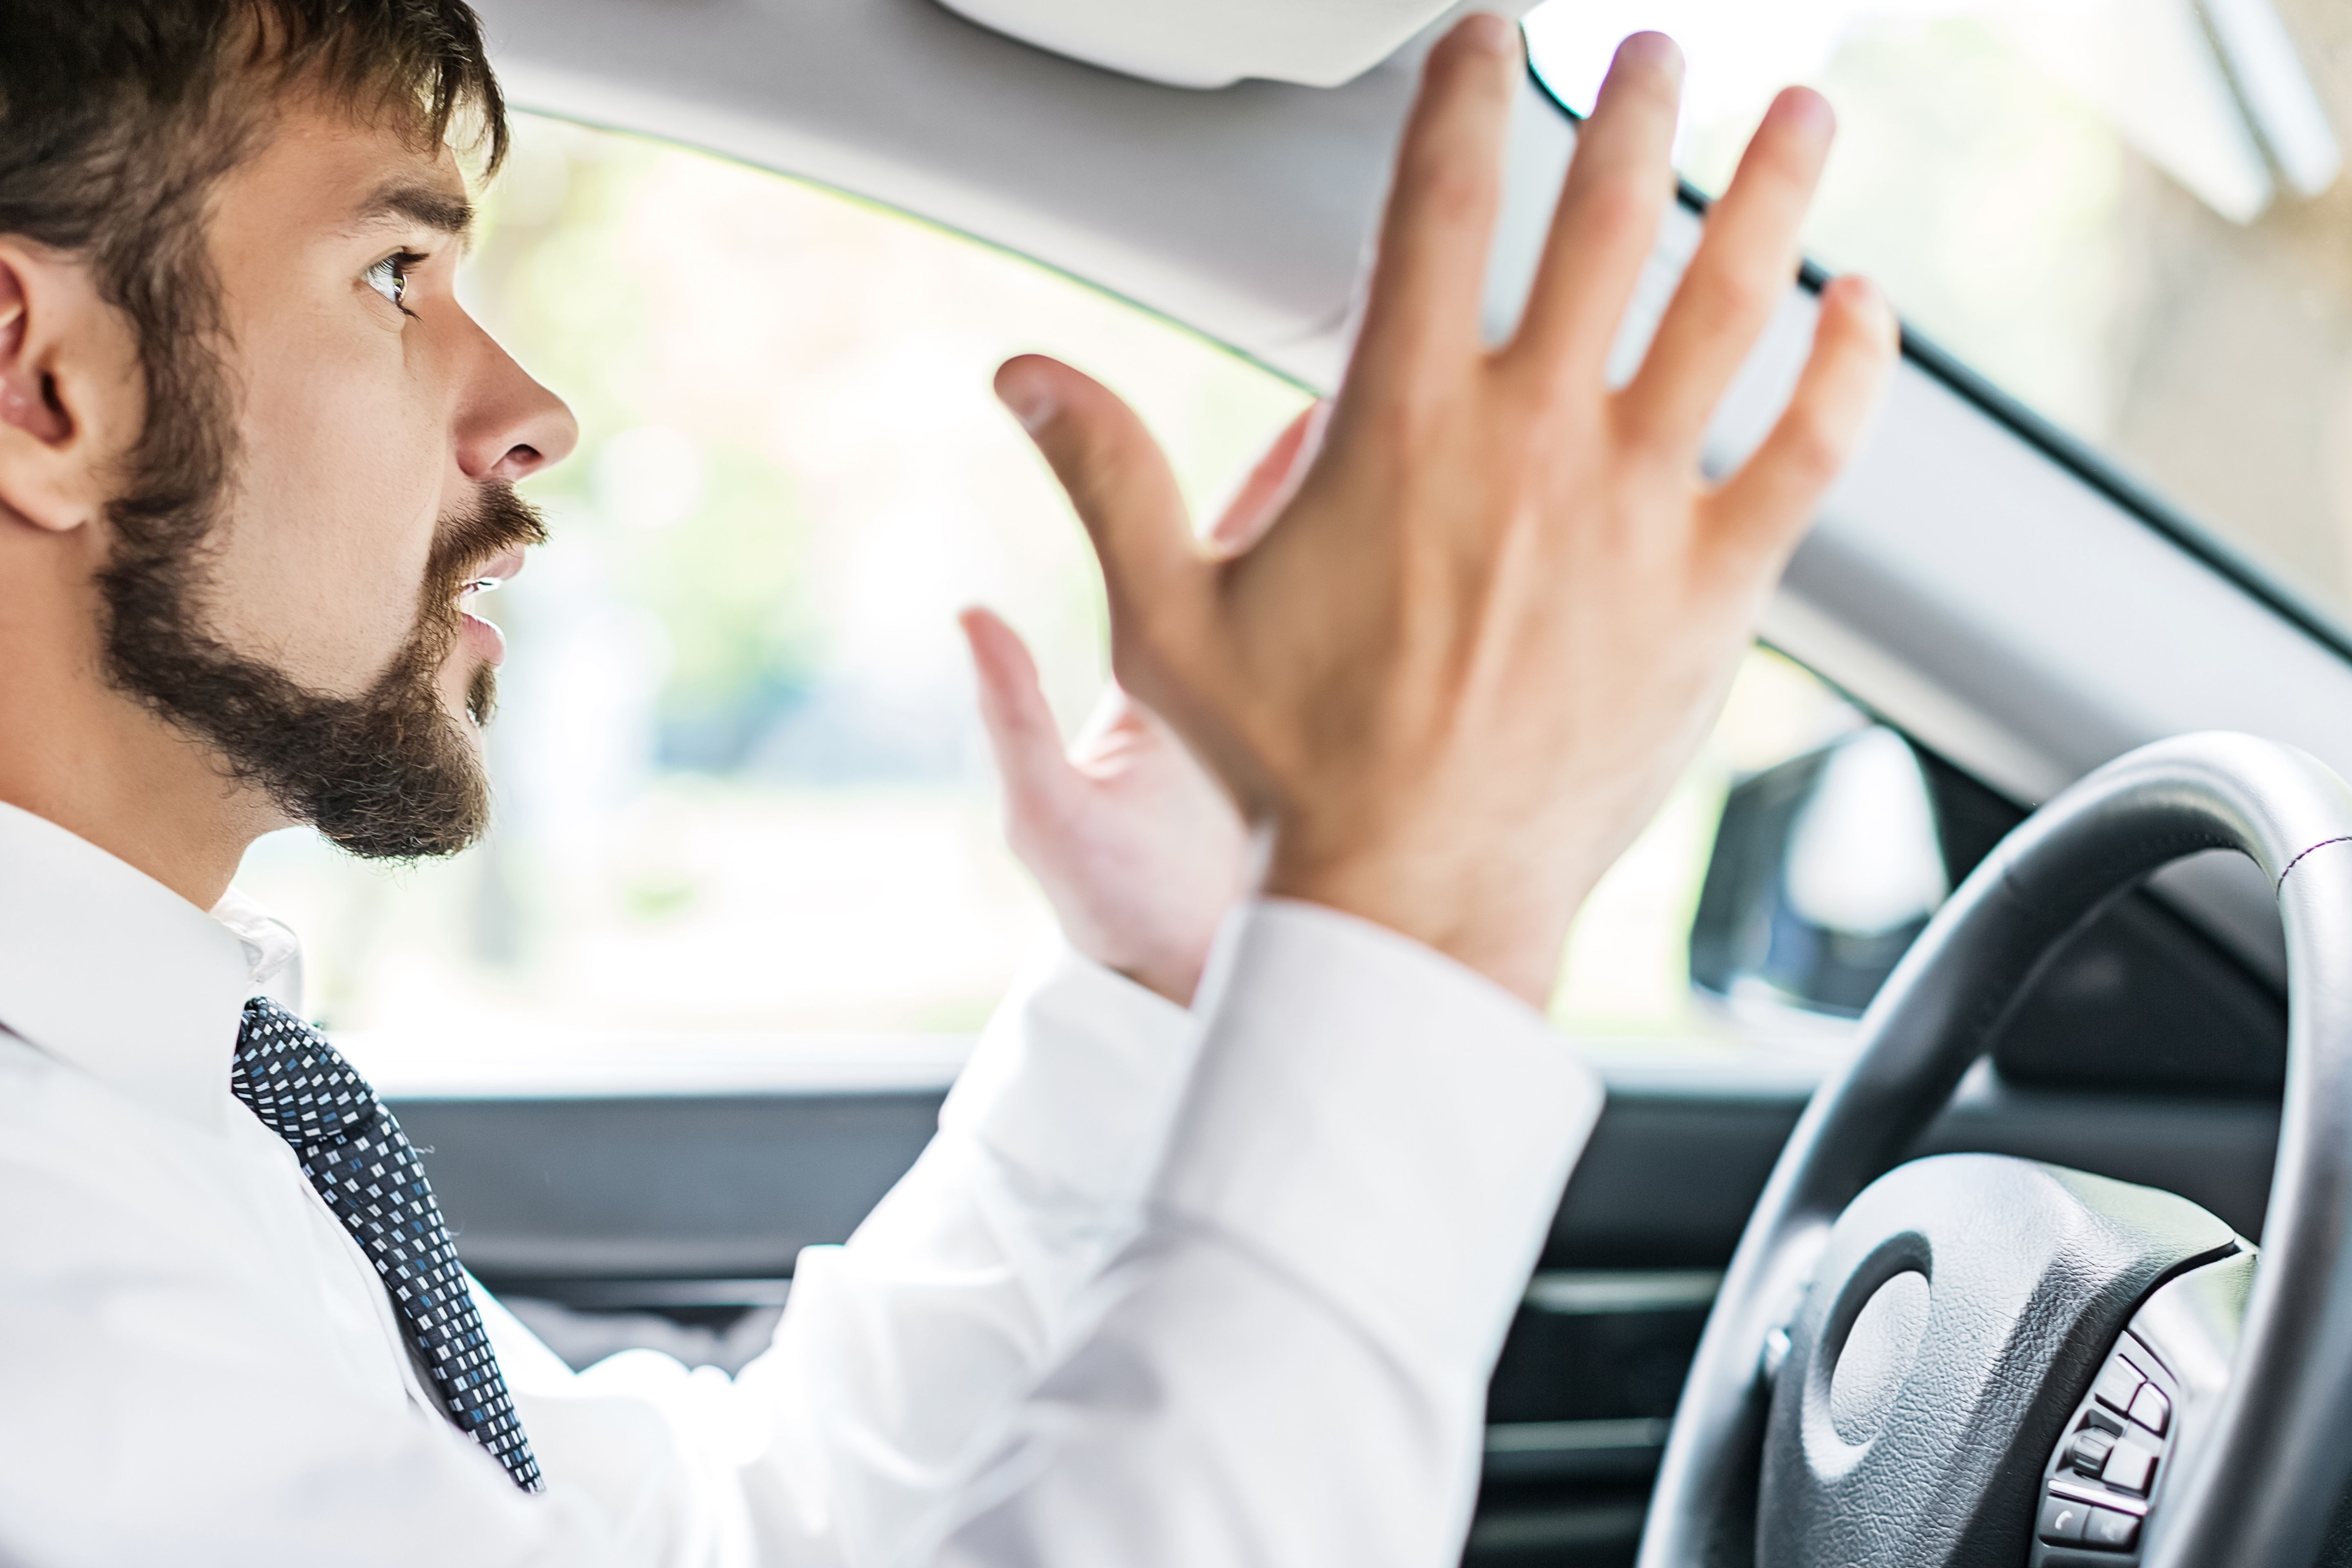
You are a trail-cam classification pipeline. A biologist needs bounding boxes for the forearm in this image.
[932,901,1603,1566]
[723,934,1202,1563]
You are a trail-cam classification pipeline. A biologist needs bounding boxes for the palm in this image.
[963,607,1247,1006]
[961,406,1316,1004]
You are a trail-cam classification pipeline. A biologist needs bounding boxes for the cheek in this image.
[203,310,448,696]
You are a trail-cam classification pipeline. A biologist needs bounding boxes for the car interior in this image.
[247,0,2352,1562]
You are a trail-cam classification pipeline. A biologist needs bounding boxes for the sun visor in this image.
[933,0,1529,89]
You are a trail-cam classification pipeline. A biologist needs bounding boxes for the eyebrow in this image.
[350,180,477,244]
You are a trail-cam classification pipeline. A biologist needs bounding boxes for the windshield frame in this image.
[1521,61,2352,674]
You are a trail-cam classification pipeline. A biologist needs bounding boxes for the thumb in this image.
[960,606,1076,816]
[1205,401,1324,558]
[996,355,1208,684]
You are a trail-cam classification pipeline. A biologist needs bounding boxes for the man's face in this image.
[105,97,576,856]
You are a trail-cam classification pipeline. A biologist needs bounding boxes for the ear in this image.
[0,242,140,535]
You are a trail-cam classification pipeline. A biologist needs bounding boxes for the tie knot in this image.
[231,996,377,1146]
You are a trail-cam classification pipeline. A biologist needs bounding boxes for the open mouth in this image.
[456,546,528,665]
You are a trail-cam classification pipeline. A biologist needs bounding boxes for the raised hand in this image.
[962,607,1248,1007]
[993,18,1896,1005]
[962,407,1324,1005]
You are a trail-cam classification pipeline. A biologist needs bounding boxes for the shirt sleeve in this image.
[930,899,1604,1567]
[3,905,1597,1568]
[498,934,1206,1567]
[479,901,1597,1568]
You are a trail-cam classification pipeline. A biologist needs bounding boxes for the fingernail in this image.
[1459,12,1515,56]
[1771,85,1835,140]
[1829,274,1898,343]
[1831,274,1883,314]
[998,372,1056,432]
[1861,278,1900,339]
[1615,30,1682,80]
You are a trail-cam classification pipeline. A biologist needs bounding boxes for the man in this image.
[0,1,1894,1563]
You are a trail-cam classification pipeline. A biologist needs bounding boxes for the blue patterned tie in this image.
[230,996,542,1491]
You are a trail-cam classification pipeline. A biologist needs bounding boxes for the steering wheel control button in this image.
[2127,1382,2170,1435]
[2037,1495,2089,1544]
[2069,1428,2117,1475]
[1827,1270,1931,1446]
[2084,1507,2143,1551]
[2033,1323,2188,1564]
[2091,1360,2143,1414]
[2100,1436,2160,1495]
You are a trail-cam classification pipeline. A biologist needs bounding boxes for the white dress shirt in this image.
[0,798,1603,1566]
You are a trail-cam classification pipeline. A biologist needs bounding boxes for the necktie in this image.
[230,996,542,1492]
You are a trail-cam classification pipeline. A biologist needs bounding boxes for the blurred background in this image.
[1530,0,2352,611]
[241,0,2351,1067]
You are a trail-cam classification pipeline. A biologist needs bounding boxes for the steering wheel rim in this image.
[1637,731,2352,1568]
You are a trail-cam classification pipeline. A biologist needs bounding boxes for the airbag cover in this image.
[1757,1153,2234,1568]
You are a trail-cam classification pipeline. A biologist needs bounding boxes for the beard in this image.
[96,420,547,862]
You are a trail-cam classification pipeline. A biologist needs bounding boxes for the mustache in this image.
[380,481,549,707]
[429,481,549,600]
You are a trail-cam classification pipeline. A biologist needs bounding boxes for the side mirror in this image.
[1689,727,1950,1020]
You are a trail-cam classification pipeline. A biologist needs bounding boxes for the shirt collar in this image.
[212,882,307,1015]
[0,802,287,1132]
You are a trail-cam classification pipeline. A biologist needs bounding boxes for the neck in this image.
[0,526,276,911]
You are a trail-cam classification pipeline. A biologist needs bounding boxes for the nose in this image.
[452,314,579,486]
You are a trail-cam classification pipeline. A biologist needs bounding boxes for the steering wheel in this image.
[1636,732,2352,1568]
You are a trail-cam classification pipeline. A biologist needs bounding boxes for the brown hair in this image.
[0,2,530,860]
[0,0,508,554]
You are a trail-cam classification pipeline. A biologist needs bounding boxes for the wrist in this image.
[1052,907,1212,1008]
[1261,835,1579,1007]
[1112,955,1205,1009]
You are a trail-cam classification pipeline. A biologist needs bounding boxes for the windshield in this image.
[1525,0,2352,620]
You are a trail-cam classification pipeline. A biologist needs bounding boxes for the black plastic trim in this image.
[1881,309,2352,673]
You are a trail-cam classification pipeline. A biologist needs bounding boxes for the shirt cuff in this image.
[938,933,1200,1209]
[1153,898,1603,1376]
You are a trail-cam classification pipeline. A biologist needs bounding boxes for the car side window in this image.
[239,114,1303,1049]
[232,114,1933,1065]
[1555,652,1953,1043]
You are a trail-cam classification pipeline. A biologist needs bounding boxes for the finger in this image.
[1205,401,1323,558]
[996,355,1207,674]
[1616,87,1835,457]
[1700,274,1898,561]
[1506,31,1684,388]
[1346,14,1522,400]
[960,606,1077,809]
[1068,681,1140,758]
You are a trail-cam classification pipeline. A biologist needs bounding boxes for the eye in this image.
[364,251,424,315]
